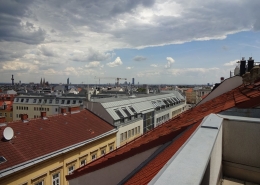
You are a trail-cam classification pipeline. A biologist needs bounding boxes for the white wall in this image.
[198,76,242,106]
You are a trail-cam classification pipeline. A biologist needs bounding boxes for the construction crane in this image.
[94,76,127,87]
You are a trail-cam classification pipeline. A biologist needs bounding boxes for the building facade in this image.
[0,109,117,185]
[85,92,186,147]
[12,95,85,121]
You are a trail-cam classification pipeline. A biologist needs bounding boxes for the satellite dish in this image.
[3,127,14,140]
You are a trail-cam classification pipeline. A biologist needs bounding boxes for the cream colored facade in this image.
[0,133,116,185]
[12,96,85,121]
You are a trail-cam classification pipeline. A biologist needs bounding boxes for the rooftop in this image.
[66,78,260,184]
[0,109,116,178]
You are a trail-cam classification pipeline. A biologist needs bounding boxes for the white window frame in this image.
[80,159,86,167]
[52,172,60,185]
[68,165,74,175]
[35,181,44,185]
[91,153,97,161]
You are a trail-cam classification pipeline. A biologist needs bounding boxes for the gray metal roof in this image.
[99,92,185,120]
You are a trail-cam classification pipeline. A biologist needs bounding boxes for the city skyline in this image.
[0,0,260,84]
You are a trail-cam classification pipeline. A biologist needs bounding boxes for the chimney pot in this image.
[0,116,6,123]
[21,114,28,121]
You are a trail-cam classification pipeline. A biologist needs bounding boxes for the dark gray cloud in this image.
[133,56,146,61]
[0,0,46,45]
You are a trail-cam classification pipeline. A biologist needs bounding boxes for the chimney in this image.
[21,114,28,121]
[41,112,47,118]
[69,106,80,114]
[61,108,66,114]
[220,77,224,83]
[240,57,246,76]
[248,57,254,72]
[0,116,6,123]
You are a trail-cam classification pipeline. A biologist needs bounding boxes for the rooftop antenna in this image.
[3,127,14,140]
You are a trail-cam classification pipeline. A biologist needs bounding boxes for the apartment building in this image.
[85,91,186,147]
[12,95,85,121]
[0,109,117,185]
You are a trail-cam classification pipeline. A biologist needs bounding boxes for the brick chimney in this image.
[20,114,28,121]
[0,116,6,123]
[69,106,80,113]
[61,108,66,114]
[41,112,47,118]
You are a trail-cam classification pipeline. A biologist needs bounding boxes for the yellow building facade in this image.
[0,133,116,185]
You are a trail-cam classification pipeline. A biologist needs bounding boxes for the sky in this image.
[0,0,260,85]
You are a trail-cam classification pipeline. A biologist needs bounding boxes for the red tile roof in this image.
[0,110,115,172]
[0,101,13,111]
[66,80,260,184]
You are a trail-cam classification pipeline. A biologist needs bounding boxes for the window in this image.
[61,100,65,104]
[128,130,131,138]
[135,127,137,134]
[132,128,134,136]
[72,100,76,104]
[35,181,44,185]
[37,107,38,111]
[101,148,106,156]
[129,106,137,117]
[16,98,19,102]
[4,113,7,117]
[109,145,114,152]
[0,113,2,116]
[26,99,29,103]
[55,108,58,112]
[67,100,70,104]
[80,159,86,167]
[79,100,82,103]
[115,109,124,123]
[21,99,24,103]
[92,154,97,161]
[10,113,12,118]
[16,106,18,109]
[68,166,74,175]
[52,173,60,185]
[33,99,36,103]
[124,132,127,140]
[34,107,36,111]
[56,100,59,104]
[122,107,131,117]
[138,126,140,134]
[39,99,42,103]
[120,133,123,142]
[47,108,49,111]
[49,99,52,104]
[44,99,47,104]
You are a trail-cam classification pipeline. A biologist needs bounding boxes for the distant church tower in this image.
[40,78,42,86]
[43,78,45,87]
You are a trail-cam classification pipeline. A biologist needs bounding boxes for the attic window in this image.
[129,106,137,114]
[122,107,131,117]
[26,99,29,103]
[16,98,19,102]
[56,99,59,104]
[0,156,7,164]
[115,109,124,118]
[67,100,70,104]
[33,99,36,103]
[39,99,42,103]
[49,99,52,103]
[61,100,65,104]
[21,99,24,102]
[72,100,76,104]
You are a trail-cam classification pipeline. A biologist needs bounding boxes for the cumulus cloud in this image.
[70,48,111,62]
[224,60,239,66]
[165,57,175,68]
[85,61,102,68]
[150,64,158,67]
[107,57,123,67]
[133,56,146,61]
